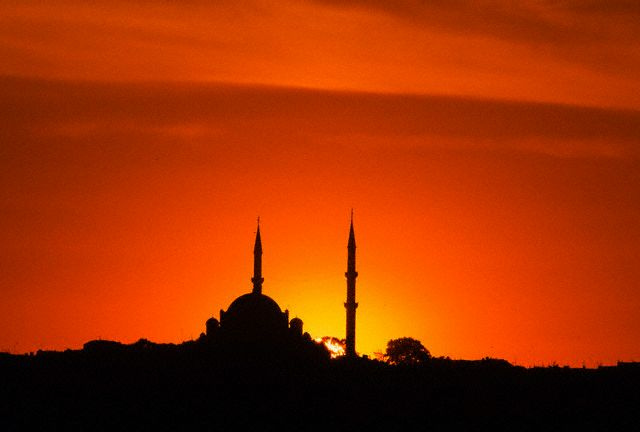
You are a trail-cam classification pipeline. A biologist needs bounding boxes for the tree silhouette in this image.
[384,337,431,365]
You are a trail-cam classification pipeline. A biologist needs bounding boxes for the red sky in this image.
[1,1,639,366]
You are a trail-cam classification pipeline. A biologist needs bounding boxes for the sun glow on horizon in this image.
[315,336,346,359]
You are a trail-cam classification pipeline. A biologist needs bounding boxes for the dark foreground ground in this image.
[1,340,638,430]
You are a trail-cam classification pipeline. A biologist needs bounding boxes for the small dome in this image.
[205,317,219,337]
[289,317,303,336]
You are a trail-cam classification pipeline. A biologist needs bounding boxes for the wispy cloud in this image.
[1,1,639,108]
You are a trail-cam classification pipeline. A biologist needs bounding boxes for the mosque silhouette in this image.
[202,216,359,357]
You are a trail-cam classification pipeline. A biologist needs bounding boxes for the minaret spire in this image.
[251,218,264,294]
[345,210,358,357]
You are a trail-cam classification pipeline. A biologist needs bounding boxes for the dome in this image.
[226,292,283,317]
[220,292,288,339]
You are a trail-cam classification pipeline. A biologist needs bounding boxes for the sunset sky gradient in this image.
[1,1,639,366]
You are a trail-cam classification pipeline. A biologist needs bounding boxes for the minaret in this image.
[251,219,264,294]
[345,211,358,357]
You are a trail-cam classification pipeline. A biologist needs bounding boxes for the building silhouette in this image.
[204,217,359,356]
[205,222,294,344]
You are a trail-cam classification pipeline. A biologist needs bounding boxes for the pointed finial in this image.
[252,218,264,293]
[254,217,262,253]
[348,209,356,248]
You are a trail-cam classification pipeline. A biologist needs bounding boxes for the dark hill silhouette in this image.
[1,340,639,430]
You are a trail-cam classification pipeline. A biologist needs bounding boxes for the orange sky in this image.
[1,1,640,366]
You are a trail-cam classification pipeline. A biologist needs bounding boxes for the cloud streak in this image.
[313,0,640,46]
[1,1,639,108]
[2,77,639,159]
[313,0,640,78]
